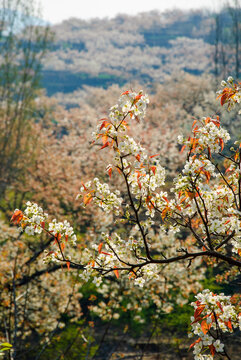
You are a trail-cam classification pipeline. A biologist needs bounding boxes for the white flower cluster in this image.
[119,135,147,161]
[42,249,62,264]
[78,178,123,215]
[13,202,77,265]
[190,289,241,359]
[128,162,165,199]
[178,118,230,154]
[21,201,48,235]
[116,90,149,122]
[48,219,77,246]
[92,90,149,141]
[198,121,230,153]
[22,202,77,245]
[182,158,216,178]
[172,157,216,193]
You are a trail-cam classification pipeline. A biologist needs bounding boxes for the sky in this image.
[40,0,221,24]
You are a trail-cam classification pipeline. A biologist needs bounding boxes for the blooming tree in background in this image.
[11,77,241,359]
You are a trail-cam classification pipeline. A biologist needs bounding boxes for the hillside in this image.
[41,9,216,95]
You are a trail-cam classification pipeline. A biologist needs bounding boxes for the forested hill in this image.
[41,9,233,95]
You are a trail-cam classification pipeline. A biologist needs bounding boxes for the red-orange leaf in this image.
[66,261,70,270]
[100,120,109,131]
[100,142,110,150]
[219,138,224,152]
[209,344,215,356]
[194,305,205,319]
[98,242,103,253]
[208,147,212,158]
[149,154,160,158]
[220,92,229,106]
[100,251,112,256]
[108,167,112,178]
[81,181,87,191]
[151,166,156,175]
[121,90,130,96]
[217,301,223,311]
[180,145,186,153]
[189,338,201,350]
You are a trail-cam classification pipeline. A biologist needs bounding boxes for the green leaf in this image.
[0,343,12,347]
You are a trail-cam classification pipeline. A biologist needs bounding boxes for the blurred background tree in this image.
[0,0,52,208]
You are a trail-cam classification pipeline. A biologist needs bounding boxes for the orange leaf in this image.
[136,154,141,162]
[98,242,103,253]
[201,320,209,335]
[189,338,201,350]
[219,138,224,152]
[180,145,186,153]
[121,90,130,96]
[161,207,168,220]
[114,266,119,279]
[227,319,232,330]
[66,261,70,270]
[56,233,61,241]
[101,134,109,144]
[192,120,197,128]
[83,193,93,205]
[135,94,142,101]
[129,271,135,280]
[11,210,24,224]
